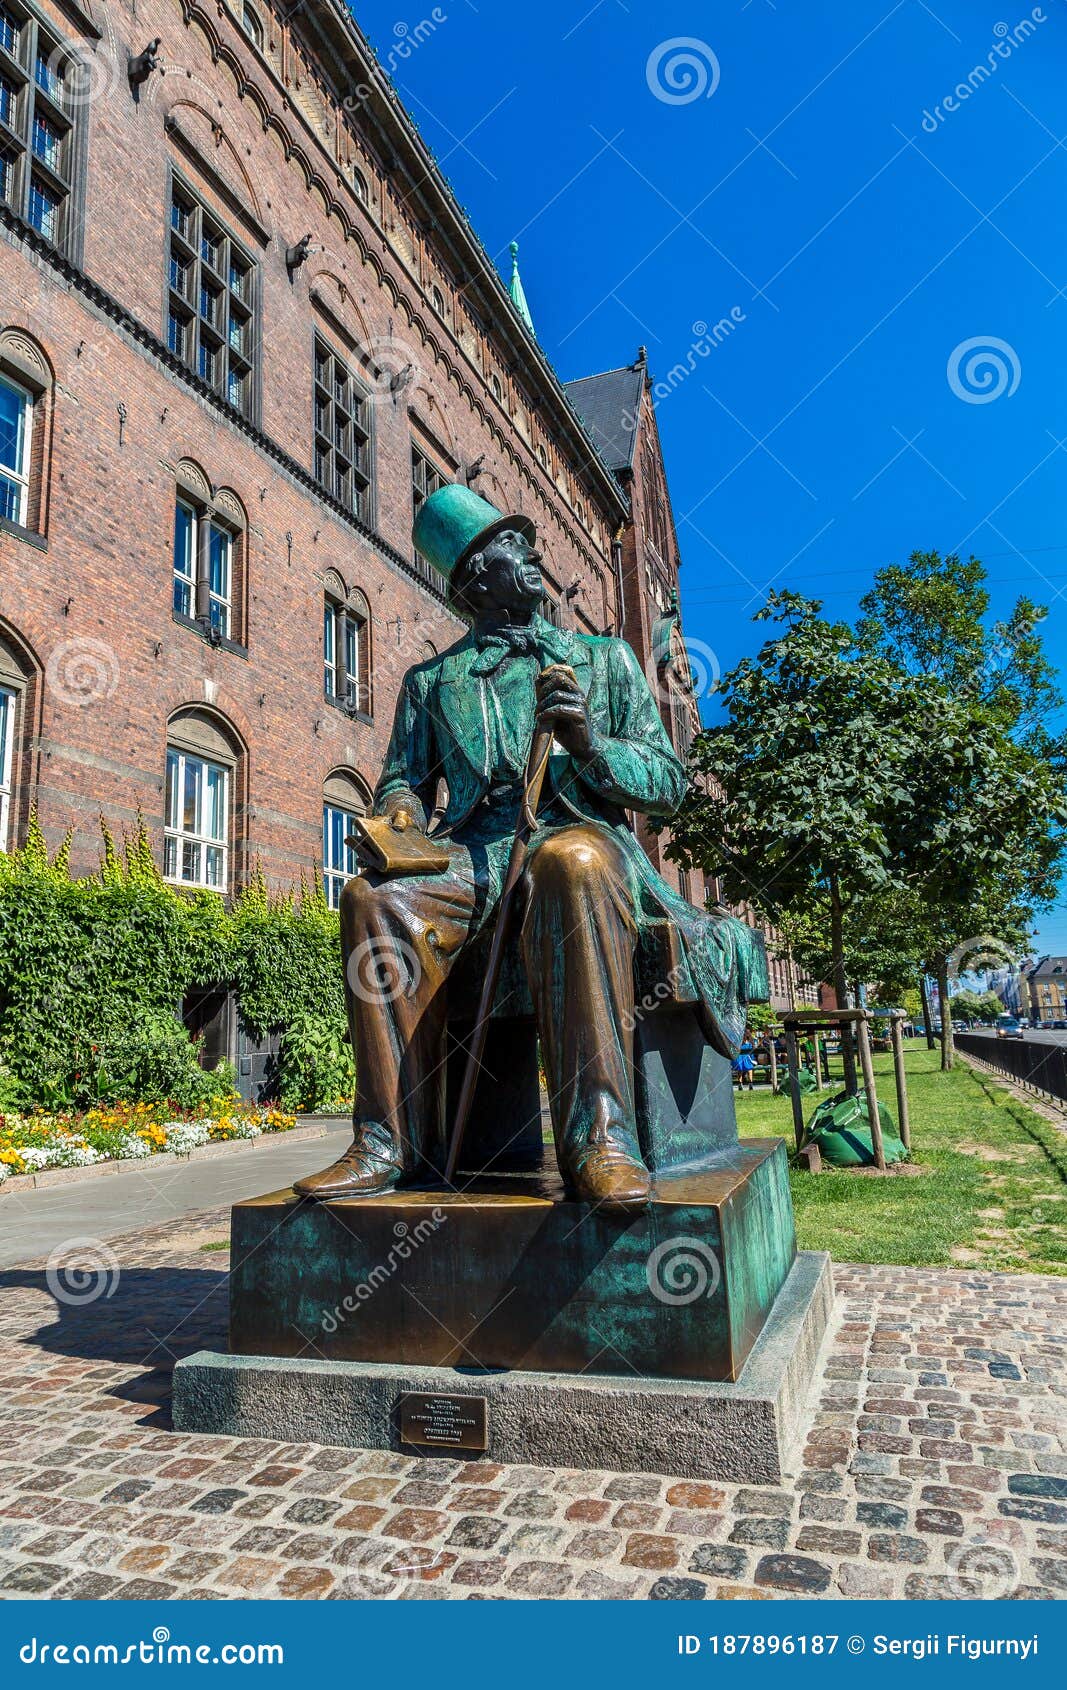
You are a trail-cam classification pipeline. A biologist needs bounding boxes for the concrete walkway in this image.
[0,1128,350,1269]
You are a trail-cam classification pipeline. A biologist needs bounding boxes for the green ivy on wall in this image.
[0,815,351,1113]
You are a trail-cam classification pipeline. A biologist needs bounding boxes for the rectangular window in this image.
[323,803,358,909]
[0,2,76,252]
[411,444,445,526]
[312,336,371,520]
[0,682,14,849]
[168,176,257,420]
[0,371,30,524]
[164,748,228,891]
[27,171,56,238]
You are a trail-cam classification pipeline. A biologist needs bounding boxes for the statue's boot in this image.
[293,1120,405,1199]
[565,1118,652,1214]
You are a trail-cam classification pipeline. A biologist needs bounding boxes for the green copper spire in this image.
[508,239,536,339]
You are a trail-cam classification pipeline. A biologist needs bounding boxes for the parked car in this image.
[1053,1020,1067,1031]
[996,1015,1024,1039]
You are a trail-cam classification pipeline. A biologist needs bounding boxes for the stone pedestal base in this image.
[173,1250,832,1483]
[227,1138,795,1383]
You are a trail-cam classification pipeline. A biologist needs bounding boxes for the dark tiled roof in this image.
[1031,955,1067,977]
[563,366,645,474]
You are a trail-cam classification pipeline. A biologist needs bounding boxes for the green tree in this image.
[667,591,928,1092]
[860,552,1064,1068]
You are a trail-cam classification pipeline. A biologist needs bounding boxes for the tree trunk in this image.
[829,875,858,1095]
[936,954,954,1071]
[920,974,935,1049]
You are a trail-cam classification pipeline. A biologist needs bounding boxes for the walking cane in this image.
[443,723,553,1184]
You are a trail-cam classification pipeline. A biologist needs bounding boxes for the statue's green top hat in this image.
[412,484,536,604]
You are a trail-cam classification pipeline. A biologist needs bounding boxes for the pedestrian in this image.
[733,1029,757,1092]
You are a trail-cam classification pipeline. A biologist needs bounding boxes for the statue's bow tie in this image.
[470,623,571,675]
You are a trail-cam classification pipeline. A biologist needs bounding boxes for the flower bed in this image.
[0,1096,296,1181]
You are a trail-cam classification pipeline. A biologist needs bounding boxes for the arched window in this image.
[490,373,503,404]
[241,3,263,47]
[322,768,370,908]
[431,285,445,316]
[172,466,245,645]
[165,708,240,892]
[0,328,52,533]
[350,165,368,203]
[323,574,371,716]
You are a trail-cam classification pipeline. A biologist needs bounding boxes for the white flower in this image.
[0,1162,9,1183]
[116,1134,153,1160]
[163,1121,211,1153]
[18,1146,58,1170]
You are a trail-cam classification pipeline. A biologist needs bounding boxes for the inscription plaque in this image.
[399,1391,488,1452]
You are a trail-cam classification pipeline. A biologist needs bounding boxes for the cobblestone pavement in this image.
[0,1211,1063,1601]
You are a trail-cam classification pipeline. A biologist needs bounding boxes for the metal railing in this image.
[954,1030,1067,1104]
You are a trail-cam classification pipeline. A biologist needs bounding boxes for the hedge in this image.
[0,814,351,1112]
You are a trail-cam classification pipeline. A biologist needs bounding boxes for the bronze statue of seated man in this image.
[295,486,765,1214]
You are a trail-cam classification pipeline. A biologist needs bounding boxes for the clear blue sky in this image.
[356,0,1067,952]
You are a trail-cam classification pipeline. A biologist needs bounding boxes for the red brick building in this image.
[0,0,810,1015]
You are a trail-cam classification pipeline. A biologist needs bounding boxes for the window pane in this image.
[345,617,359,684]
[0,378,25,474]
[183,755,201,833]
[0,685,12,791]
[167,310,187,358]
[181,839,201,883]
[0,7,20,55]
[165,749,180,829]
[204,844,224,887]
[163,835,177,880]
[0,472,20,522]
[205,765,226,842]
[28,175,59,240]
[31,113,62,171]
[35,51,64,103]
[0,75,16,126]
[208,525,230,597]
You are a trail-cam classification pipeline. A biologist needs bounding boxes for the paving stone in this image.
[689,1544,747,1580]
[611,1501,663,1530]
[856,1501,908,1529]
[446,1516,508,1550]
[621,1533,679,1570]
[753,1554,832,1594]
[565,1498,611,1523]
[649,1576,707,1599]
[796,1526,862,1557]
[665,1482,724,1510]
[729,1517,790,1549]
[914,1507,964,1537]
[868,1533,929,1565]
[566,1528,618,1561]
[505,1561,573,1596]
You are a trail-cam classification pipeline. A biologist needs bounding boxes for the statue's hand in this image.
[381,796,427,835]
[535,663,595,759]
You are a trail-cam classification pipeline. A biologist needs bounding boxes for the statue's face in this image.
[464,528,544,617]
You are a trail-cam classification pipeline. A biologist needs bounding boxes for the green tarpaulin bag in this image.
[802,1089,908,1166]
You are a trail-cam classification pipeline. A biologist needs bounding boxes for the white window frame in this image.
[323,801,358,908]
[164,747,229,891]
[0,371,32,526]
[173,498,233,639]
[0,682,16,849]
[207,519,232,638]
[323,602,336,697]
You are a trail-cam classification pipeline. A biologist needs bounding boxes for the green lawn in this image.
[735,1044,1067,1275]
